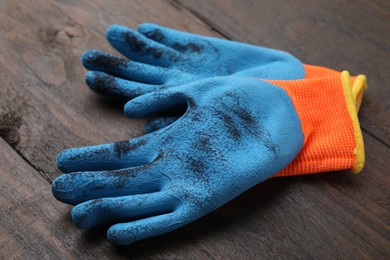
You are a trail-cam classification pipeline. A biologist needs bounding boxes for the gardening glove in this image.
[52,76,305,245]
[83,28,367,176]
[53,71,364,245]
[81,23,306,100]
[80,23,366,131]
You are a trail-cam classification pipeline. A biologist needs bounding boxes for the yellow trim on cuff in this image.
[352,75,368,112]
[341,71,365,173]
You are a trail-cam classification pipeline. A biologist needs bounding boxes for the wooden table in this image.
[0,0,389,258]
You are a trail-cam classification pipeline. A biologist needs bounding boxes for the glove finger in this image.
[106,24,182,67]
[145,116,179,133]
[82,50,174,84]
[107,208,187,245]
[71,192,179,229]
[56,137,157,173]
[138,23,204,53]
[124,88,189,118]
[85,71,163,99]
[52,163,168,205]
[137,23,181,46]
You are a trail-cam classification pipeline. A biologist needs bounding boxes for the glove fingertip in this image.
[84,71,96,86]
[123,96,152,118]
[107,224,135,245]
[51,176,66,200]
[71,204,90,229]
[123,101,138,118]
[51,174,80,205]
[137,22,160,33]
[84,71,114,95]
[56,148,77,172]
[106,24,130,41]
[81,50,100,68]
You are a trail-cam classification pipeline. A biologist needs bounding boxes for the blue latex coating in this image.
[81,23,305,100]
[52,76,304,245]
[81,23,306,132]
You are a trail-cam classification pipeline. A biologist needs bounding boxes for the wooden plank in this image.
[0,0,389,258]
[0,137,115,259]
[174,0,390,145]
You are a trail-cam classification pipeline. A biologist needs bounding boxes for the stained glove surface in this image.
[82,23,305,99]
[138,71,366,176]
[52,77,303,245]
[80,24,362,134]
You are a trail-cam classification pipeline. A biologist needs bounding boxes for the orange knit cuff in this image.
[304,64,367,112]
[265,70,366,176]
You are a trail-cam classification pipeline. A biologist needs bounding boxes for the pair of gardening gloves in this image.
[52,24,366,245]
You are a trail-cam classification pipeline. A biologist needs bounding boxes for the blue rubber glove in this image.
[81,23,305,100]
[82,23,306,133]
[52,76,304,245]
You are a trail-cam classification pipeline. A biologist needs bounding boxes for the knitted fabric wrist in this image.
[267,70,366,176]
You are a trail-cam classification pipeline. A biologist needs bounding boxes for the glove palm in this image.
[52,77,303,245]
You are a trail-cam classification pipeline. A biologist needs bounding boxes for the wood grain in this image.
[0,0,389,258]
[0,138,120,259]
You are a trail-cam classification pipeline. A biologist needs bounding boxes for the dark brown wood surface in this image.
[0,0,388,258]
